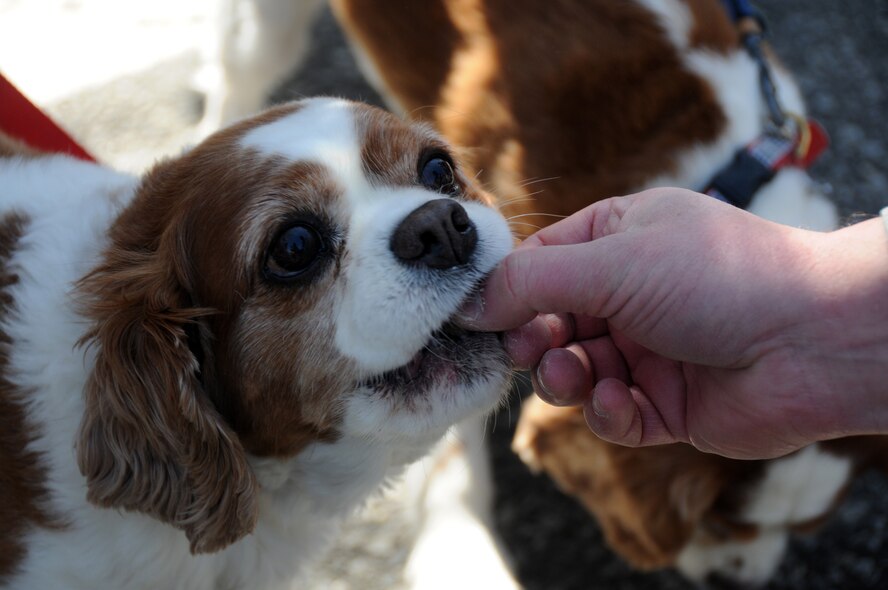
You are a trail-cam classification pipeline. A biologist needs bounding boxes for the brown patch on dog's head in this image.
[354,104,497,207]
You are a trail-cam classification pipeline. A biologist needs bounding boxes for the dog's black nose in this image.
[390,199,477,269]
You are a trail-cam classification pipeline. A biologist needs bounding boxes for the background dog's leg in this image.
[196,0,326,135]
[402,415,521,590]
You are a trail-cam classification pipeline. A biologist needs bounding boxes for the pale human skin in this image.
[460,188,888,459]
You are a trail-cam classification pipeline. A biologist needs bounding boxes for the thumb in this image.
[457,191,672,332]
[459,238,631,331]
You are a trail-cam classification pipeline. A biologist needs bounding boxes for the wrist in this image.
[798,216,888,439]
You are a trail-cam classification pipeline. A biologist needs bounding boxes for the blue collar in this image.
[721,0,761,22]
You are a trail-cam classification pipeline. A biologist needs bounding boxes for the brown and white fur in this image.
[0,98,514,589]
[514,396,888,588]
[196,0,886,587]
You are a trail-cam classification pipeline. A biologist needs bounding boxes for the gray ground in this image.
[35,1,888,589]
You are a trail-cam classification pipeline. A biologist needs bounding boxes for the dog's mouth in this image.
[360,321,506,396]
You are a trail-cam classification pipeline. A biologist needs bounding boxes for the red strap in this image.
[703,117,830,209]
[0,72,95,162]
[790,118,829,169]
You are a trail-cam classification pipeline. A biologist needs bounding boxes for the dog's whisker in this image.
[493,196,538,211]
[422,345,453,364]
[514,187,549,200]
[495,189,549,212]
[507,221,545,232]
[407,104,439,119]
[515,176,560,189]
[496,187,551,210]
[506,212,569,222]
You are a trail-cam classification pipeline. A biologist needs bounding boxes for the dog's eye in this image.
[265,224,324,281]
[419,153,456,193]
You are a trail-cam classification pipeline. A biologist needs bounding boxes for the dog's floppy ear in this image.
[76,172,258,554]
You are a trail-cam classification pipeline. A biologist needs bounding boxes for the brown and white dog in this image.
[0,98,514,589]
[198,0,885,587]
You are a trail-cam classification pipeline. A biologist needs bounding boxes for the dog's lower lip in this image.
[395,323,465,382]
[361,322,487,392]
[361,280,504,392]
[404,349,426,380]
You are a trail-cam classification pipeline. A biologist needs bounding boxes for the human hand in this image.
[461,188,888,459]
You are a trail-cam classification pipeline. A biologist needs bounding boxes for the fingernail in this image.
[534,363,556,401]
[591,389,609,419]
[534,355,577,407]
[456,290,485,326]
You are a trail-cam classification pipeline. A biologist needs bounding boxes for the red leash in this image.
[0,72,95,162]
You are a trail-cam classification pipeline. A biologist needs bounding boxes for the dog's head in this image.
[76,98,513,554]
[513,398,864,589]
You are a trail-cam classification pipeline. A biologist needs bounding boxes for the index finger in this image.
[520,196,629,248]
[457,198,630,331]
